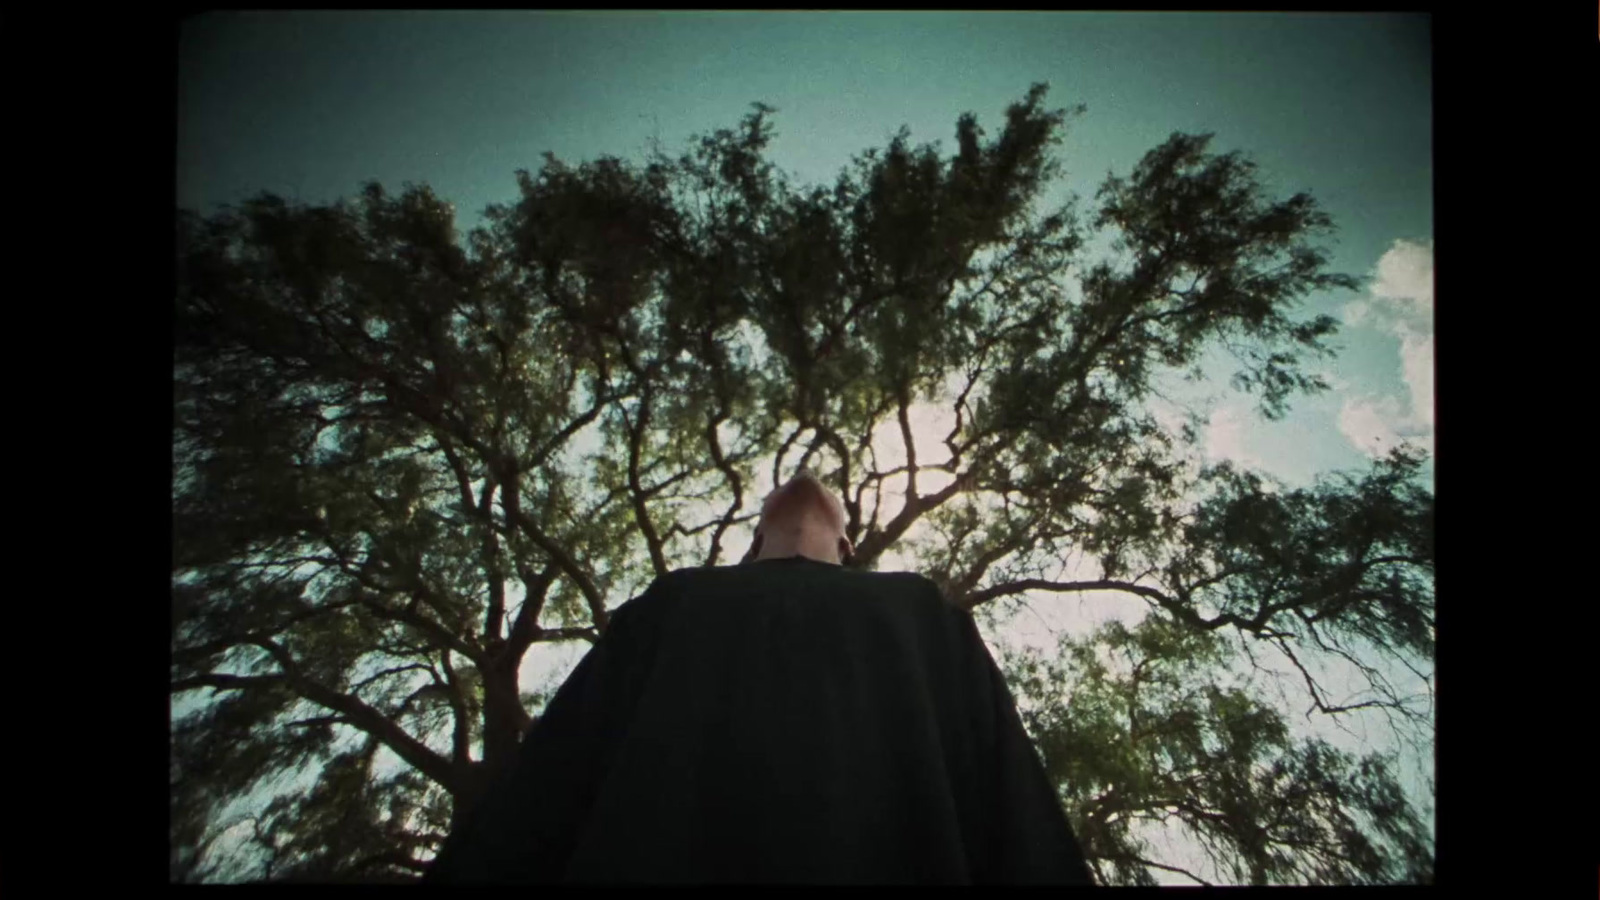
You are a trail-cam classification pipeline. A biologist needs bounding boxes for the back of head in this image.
[742,469,854,565]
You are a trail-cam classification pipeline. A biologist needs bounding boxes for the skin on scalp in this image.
[750,469,853,564]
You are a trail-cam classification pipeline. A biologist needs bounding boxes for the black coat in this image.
[423,555,1095,885]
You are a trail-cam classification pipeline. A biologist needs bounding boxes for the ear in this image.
[838,536,854,566]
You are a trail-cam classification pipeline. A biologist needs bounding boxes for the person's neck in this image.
[755,527,840,564]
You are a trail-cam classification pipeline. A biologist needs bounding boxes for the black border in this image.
[15,5,1585,891]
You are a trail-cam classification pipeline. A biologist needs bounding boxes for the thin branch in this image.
[347,586,481,665]
[242,637,458,791]
[501,560,560,667]
[947,527,1033,604]
[504,508,609,631]
[942,356,987,468]
[621,393,669,578]
[433,434,479,515]
[525,388,612,471]
[532,626,600,645]
[771,421,807,491]
[674,510,760,540]
[811,422,855,523]
[703,411,746,568]
[437,648,472,766]
[172,672,284,695]
[172,595,362,669]
[1272,636,1389,724]
[851,467,973,569]
[284,714,350,730]
[349,663,431,697]
[1094,852,1214,886]
[961,577,1174,612]
[896,387,919,502]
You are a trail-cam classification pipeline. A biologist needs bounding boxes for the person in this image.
[423,469,1095,885]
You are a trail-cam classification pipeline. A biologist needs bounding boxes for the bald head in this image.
[746,469,853,565]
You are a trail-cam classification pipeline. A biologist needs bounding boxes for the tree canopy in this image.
[172,83,1433,884]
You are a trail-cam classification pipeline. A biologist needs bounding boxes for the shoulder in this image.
[871,568,947,600]
[606,566,706,620]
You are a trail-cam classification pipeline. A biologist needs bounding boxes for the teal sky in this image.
[178,10,1433,487]
[178,11,1433,883]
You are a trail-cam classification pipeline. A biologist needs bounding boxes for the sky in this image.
[177,11,1434,884]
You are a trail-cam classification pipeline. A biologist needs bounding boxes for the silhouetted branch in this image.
[621,392,669,578]
[248,637,458,791]
[504,508,609,630]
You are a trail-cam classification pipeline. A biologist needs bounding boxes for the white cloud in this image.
[1337,381,1432,459]
[1337,240,1435,457]
[1398,330,1434,431]
[1337,395,1406,457]
[1371,239,1434,320]
[1202,405,1267,471]
[1341,299,1371,326]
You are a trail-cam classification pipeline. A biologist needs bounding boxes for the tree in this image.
[172,83,1433,883]
[1001,613,1433,885]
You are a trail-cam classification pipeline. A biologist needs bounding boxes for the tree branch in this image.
[622,392,669,578]
[1095,852,1213,886]
[501,560,560,668]
[771,421,807,491]
[851,468,973,569]
[240,638,458,791]
[810,421,855,518]
[942,356,987,470]
[703,411,745,568]
[1271,636,1392,721]
[172,672,285,695]
[525,387,612,471]
[504,508,610,631]
[961,577,1175,612]
[437,648,473,766]
[347,586,481,665]
[946,525,1034,604]
[312,528,483,662]
[896,387,919,502]
[434,434,479,517]
[172,594,362,671]
[349,663,431,697]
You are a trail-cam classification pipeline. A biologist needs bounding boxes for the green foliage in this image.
[1164,446,1435,673]
[246,743,448,881]
[1000,616,1432,885]
[1084,132,1355,419]
[172,83,1429,883]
